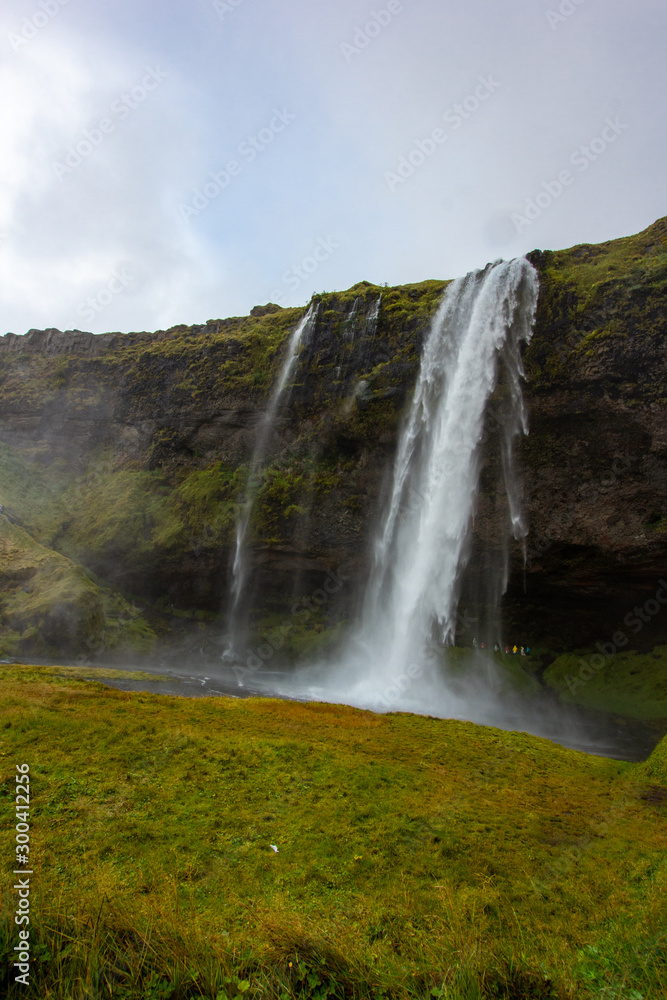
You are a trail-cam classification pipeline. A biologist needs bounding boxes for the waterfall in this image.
[353,257,538,701]
[342,297,360,341]
[225,302,317,656]
[266,257,539,717]
[364,295,381,337]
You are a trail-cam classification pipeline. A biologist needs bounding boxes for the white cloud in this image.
[0,0,665,334]
[0,27,229,333]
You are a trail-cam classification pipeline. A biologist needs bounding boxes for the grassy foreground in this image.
[1,665,666,999]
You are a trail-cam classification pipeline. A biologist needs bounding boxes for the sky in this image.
[1,0,665,335]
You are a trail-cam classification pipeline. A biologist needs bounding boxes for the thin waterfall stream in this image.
[225,302,317,658]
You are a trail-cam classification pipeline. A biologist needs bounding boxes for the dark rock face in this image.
[0,221,666,657]
[513,221,667,646]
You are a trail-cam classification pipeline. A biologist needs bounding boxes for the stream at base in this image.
[87,660,665,764]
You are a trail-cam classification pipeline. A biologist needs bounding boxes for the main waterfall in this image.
[267,257,540,718]
[355,257,539,698]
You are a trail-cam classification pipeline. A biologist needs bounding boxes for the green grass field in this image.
[1,664,666,999]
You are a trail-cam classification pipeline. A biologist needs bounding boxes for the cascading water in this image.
[350,257,539,705]
[364,295,381,337]
[225,302,317,657]
[344,296,359,336]
[266,257,540,720]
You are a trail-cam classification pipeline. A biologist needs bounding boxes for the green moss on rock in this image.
[543,646,667,719]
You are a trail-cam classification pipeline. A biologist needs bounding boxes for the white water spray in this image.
[267,258,539,717]
[226,302,317,654]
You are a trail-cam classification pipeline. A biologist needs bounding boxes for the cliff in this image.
[0,217,666,662]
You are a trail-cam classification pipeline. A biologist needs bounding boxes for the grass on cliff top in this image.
[524,215,667,387]
[1,665,666,1000]
[537,215,667,296]
[0,278,447,411]
[315,278,447,318]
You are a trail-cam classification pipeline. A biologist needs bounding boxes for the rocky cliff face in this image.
[517,219,667,646]
[1,219,666,660]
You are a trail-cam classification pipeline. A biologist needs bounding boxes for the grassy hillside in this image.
[1,665,665,999]
[0,516,156,660]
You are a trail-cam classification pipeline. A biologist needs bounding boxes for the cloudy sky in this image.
[1,0,665,335]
